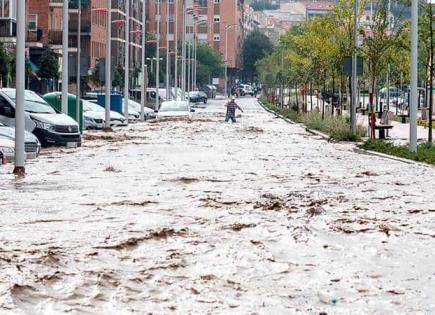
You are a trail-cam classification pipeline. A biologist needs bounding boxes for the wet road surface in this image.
[1,97,435,314]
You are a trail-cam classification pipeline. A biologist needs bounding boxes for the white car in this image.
[157,100,194,118]
[0,137,15,162]
[128,99,156,119]
[0,89,81,147]
[82,99,126,127]
[0,123,41,159]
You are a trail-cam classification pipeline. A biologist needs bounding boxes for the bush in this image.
[301,112,366,141]
[260,97,366,142]
[361,140,435,165]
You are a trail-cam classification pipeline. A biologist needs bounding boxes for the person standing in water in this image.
[225,96,243,123]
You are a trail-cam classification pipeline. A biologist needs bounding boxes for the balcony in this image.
[49,0,90,9]
[48,30,63,45]
[0,20,16,38]
[68,19,91,34]
[27,29,43,42]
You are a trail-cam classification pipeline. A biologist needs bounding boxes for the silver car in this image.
[0,122,41,159]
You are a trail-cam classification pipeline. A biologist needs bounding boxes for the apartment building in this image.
[0,0,16,47]
[146,0,245,88]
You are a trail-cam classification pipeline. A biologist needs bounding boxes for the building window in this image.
[168,0,174,3]
[28,14,37,31]
[213,34,220,41]
[213,0,220,3]
[213,15,220,23]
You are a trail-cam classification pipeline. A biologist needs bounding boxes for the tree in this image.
[250,1,278,11]
[38,49,59,82]
[112,64,125,88]
[195,42,224,86]
[0,43,13,87]
[242,29,273,81]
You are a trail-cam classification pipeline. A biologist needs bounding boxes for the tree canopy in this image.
[242,28,273,81]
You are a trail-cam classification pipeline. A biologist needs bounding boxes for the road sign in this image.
[343,56,363,76]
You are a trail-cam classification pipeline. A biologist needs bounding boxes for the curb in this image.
[354,147,434,168]
[257,100,295,124]
[257,99,434,168]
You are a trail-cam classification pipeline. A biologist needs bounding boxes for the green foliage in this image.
[361,140,435,165]
[260,96,366,141]
[250,1,278,11]
[0,43,13,86]
[195,42,224,86]
[38,49,59,80]
[112,64,125,88]
[243,29,273,80]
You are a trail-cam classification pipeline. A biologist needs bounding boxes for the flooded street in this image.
[1,96,435,314]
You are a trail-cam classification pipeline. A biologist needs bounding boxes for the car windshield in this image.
[83,99,104,112]
[160,101,189,112]
[3,90,56,114]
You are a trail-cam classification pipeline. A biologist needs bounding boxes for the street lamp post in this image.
[155,0,161,111]
[76,0,81,129]
[351,0,358,135]
[410,0,418,151]
[124,0,130,124]
[224,24,236,98]
[166,0,170,100]
[140,0,147,121]
[62,0,69,114]
[181,3,187,100]
[105,5,112,129]
[14,0,25,175]
[174,0,178,100]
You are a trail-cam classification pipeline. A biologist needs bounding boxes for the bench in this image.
[374,124,393,139]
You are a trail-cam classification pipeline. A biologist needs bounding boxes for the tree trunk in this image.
[310,81,313,112]
[332,74,335,116]
[322,77,326,120]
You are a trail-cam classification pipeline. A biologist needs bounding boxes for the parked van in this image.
[0,89,81,147]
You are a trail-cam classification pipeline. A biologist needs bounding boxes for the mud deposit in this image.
[0,98,435,314]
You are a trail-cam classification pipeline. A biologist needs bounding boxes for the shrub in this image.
[361,140,435,165]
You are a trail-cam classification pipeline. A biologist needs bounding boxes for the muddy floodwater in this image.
[1,97,435,314]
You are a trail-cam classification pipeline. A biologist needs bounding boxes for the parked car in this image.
[82,99,126,127]
[0,137,14,162]
[157,100,194,118]
[127,99,157,119]
[187,91,207,104]
[0,122,41,159]
[0,89,81,147]
[238,84,254,96]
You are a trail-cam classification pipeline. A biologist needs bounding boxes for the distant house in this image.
[304,1,336,20]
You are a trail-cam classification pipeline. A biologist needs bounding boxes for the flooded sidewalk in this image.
[0,96,434,314]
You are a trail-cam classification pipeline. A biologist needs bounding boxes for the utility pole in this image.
[155,0,161,111]
[166,0,170,100]
[181,3,186,100]
[174,0,178,99]
[140,0,146,121]
[124,0,130,123]
[224,26,229,98]
[410,0,418,151]
[62,0,69,114]
[105,1,111,129]
[76,0,81,128]
[14,0,25,175]
[429,2,434,143]
[386,0,391,112]
[351,0,358,135]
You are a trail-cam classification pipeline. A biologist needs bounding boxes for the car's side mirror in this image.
[190,109,195,113]
[154,109,158,113]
